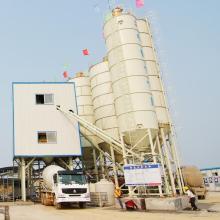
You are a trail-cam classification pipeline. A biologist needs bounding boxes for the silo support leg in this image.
[148,129,163,196]
[110,145,119,187]
[21,158,26,202]
[156,135,170,195]
[168,130,184,194]
[160,128,176,196]
[99,153,105,179]
[167,140,183,195]
[92,148,99,182]
[120,134,133,196]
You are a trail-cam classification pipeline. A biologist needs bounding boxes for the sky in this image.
[0,0,219,169]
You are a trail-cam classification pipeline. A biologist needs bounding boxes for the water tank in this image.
[95,179,115,205]
[137,19,169,126]
[104,12,158,148]
[42,165,64,190]
[89,61,119,143]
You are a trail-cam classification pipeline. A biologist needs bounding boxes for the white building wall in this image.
[201,168,220,192]
[13,82,81,157]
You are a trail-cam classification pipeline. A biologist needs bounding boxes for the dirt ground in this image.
[2,192,220,220]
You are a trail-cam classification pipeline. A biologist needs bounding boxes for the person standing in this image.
[184,186,199,211]
[114,186,123,209]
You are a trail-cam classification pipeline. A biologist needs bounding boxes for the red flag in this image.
[63,71,68,78]
[82,49,89,55]
[136,0,144,8]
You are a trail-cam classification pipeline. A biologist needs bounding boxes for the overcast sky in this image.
[0,0,219,169]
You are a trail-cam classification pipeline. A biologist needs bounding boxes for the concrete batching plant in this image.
[12,7,184,202]
[60,7,184,197]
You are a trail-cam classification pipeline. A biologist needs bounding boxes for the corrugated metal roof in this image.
[200,167,220,171]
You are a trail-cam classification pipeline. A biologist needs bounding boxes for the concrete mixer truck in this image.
[40,165,90,208]
[181,166,206,199]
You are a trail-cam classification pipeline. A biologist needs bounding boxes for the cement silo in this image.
[103,8,158,152]
[89,60,119,143]
[68,72,97,170]
[137,19,184,193]
[89,60,122,171]
[137,19,169,127]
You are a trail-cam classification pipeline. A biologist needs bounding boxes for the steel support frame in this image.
[145,17,184,194]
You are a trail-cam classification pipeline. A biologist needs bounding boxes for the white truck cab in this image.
[41,165,90,208]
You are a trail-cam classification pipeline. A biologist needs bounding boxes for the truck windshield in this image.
[58,174,86,185]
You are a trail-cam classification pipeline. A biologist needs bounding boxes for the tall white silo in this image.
[68,72,97,169]
[103,8,158,150]
[137,19,169,127]
[137,19,184,193]
[89,60,122,167]
[89,60,119,142]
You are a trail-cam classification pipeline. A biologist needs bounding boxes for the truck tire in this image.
[41,193,45,205]
[79,202,86,209]
[41,194,44,205]
[200,195,206,200]
[56,203,62,209]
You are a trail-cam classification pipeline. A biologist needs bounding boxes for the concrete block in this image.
[145,196,189,211]
[181,196,191,209]
[115,197,146,210]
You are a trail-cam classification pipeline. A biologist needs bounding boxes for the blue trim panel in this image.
[14,154,82,158]
[200,167,220,171]
[12,82,75,84]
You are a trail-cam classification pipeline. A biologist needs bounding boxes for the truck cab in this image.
[53,170,90,207]
[41,167,90,208]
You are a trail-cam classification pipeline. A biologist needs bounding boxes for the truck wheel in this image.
[41,194,44,205]
[201,195,206,200]
[79,202,86,209]
[41,194,45,205]
[56,203,62,209]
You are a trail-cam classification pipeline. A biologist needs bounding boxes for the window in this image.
[38,131,57,144]
[36,94,54,105]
